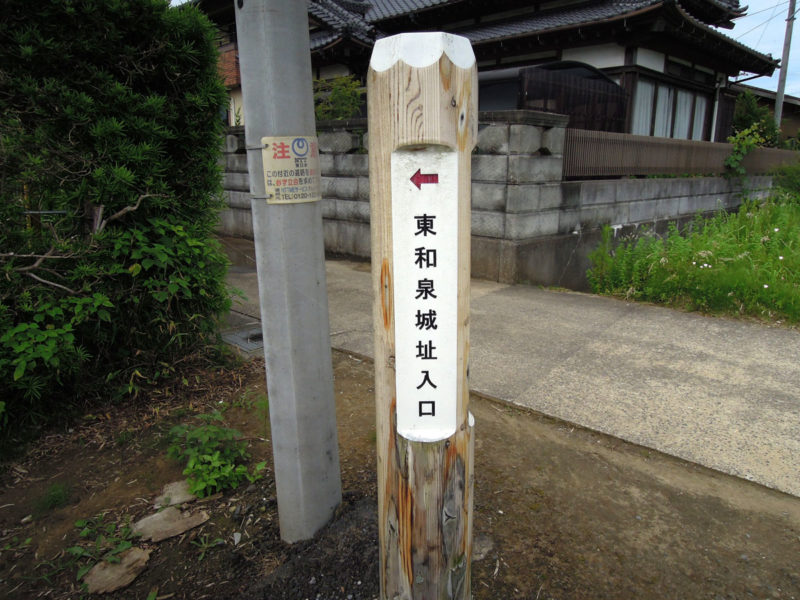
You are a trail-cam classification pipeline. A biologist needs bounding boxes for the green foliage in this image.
[34,482,71,515]
[254,393,270,437]
[236,389,270,436]
[2,535,32,553]
[0,0,230,434]
[167,411,265,497]
[314,75,364,121]
[588,194,800,323]
[191,534,224,561]
[725,124,766,177]
[733,91,779,146]
[68,513,137,583]
[772,161,800,196]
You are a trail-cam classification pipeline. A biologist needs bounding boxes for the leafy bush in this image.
[588,194,800,323]
[725,124,767,177]
[314,75,364,121]
[0,0,230,433]
[733,91,779,147]
[167,411,265,497]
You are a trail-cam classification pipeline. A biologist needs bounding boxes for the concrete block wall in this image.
[217,114,774,290]
[217,128,252,238]
[319,147,371,258]
[506,175,771,289]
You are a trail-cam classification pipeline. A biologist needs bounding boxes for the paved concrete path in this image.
[225,243,800,498]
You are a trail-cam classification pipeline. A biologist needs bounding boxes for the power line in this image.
[736,2,791,39]
[745,1,789,18]
[756,3,781,48]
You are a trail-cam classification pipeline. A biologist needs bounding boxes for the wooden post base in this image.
[380,412,475,599]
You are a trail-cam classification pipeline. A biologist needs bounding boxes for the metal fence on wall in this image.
[519,64,628,133]
[563,128,798,179]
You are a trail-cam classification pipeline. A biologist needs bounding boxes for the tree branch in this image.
[96,193,163,233]
[1,247,78,274]
[26,271,78,295]
[0,250,72,260]
[8,247,54,271]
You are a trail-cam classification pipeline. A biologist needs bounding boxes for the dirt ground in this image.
[1,350,799,599]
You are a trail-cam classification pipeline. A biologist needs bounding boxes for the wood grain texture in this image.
[368,35,477,599]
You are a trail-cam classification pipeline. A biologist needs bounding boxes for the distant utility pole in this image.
[233,0,342,542]
[774,0,796,129]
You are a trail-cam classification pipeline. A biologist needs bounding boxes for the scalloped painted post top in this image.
[369,32,475,72]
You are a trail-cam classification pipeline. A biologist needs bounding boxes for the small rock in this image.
[20,514,33,524]
[233,532,242,546]
[132,507,209,542]
[154,481,196,508]
[473,534,494,561]
[83,547,150,594]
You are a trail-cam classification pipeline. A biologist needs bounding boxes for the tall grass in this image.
[588,189,800,323]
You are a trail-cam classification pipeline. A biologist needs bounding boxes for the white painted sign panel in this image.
[261,135,321,204]
[391,146,458,442]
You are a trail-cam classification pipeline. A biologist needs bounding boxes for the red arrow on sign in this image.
[410,168,439,190]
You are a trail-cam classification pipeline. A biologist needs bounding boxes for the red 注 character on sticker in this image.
[273,142,291,159]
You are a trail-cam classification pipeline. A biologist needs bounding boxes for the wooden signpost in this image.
[368,33,477,599]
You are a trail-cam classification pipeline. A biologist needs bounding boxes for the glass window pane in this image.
[692,95,709,140]
[632,79,655,135]
[653,86,674,138]
[673,90,694,139]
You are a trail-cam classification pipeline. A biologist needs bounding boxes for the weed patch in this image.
[588,192,800,323]
[33,483,70,516]
[167,411,264,497]
[68,514,137,583]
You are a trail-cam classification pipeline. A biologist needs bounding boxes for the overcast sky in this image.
[171,0,797,97]
[723,0,799,97]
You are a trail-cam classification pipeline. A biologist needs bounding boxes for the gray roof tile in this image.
[307,0,772,73]
[309,0,374,47]
[455,1,661,44]
[366,0,458,21]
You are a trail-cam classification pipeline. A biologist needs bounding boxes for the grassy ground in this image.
[588,187,800,324]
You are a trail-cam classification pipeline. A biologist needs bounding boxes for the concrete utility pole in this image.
[233,0,342,542]
[368,32,477,599]
[774,0,796,129]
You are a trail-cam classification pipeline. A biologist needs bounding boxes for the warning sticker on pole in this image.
[261,136,321,204]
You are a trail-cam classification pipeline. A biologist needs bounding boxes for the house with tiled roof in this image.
[197,0,778,141]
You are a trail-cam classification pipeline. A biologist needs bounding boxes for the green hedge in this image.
[0,0,230,433]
